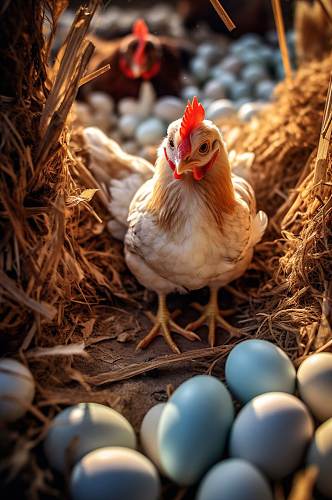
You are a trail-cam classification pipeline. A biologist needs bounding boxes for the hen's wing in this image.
[83,127,154,239]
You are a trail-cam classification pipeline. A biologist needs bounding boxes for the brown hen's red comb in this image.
[180,96,205,142]
[133,19,149,40]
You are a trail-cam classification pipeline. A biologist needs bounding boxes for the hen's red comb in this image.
[133,19,149,40]
[180,96,205,143]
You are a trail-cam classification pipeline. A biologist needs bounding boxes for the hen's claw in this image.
[137,293,200,354]
[186,288,241,347]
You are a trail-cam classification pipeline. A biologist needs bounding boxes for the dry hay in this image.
[0,1,331,498]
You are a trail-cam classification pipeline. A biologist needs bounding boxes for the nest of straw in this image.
[0,1,331,498]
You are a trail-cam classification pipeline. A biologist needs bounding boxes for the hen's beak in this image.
[175,158,193,176]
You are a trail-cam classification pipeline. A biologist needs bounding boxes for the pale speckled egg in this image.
[119,114,140,139]
[225,339,296,403]
[297,352,332,422]
[135,118,166,146]
[0,358,35,422]
[44,402,136,473]
[306,418,332,498]
[158,375,234,486]
[230,392,314,479]
[196,458,273,500]
[140,403,166,472]
[70,447,160,500]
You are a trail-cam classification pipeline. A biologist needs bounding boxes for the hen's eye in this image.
[169,138,175,148]
[199,142,209,154]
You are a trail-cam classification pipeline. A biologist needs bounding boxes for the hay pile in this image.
[232,53,332,363]
[0,1,331,498]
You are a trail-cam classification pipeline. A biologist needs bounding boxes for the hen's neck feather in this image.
[147,149,236,233]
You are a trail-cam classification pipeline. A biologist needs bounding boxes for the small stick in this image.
[271,0,292,80]
[209,0,236,31]
[79,64,111,87]
[313,73,332,186]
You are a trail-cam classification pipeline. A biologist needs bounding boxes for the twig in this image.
[79,64,111,87]
[271,0,292,80]
[87,346,231,385]
[313,72,332,186]
[209,0,236,31]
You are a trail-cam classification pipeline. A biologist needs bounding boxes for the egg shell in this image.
[255,80,276,101]
[239,50,263,67]
[196,458,273,500]
[44,402,136,473]
[140,403,166,472]
[181,85,200,102]
[241,64,267,86]
[239,33,262,50]
[229,81,252,101]
[230,392,314,479]
[306,418,332,497]
[220,55,243,75]
[70,447,160,500]
[118,98,138,116]
[297,352,332,421]
[135,118,166,146]
[238,102,266,121]
[206,99,236,123]
[0,358,35,422]
[119,114,141,139]
[225,339,296,403]
[158,375,234,486]
[154,96,184,123]
[88,92,114,114]
[197,43,224,65]
[203,79,227,100]
[190,57,210,83]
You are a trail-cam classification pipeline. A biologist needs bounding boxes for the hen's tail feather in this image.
[251,210,268,246]
[83,127,154,240]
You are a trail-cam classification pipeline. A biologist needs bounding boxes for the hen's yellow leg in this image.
[186,287,241,347]
[137,293,201,354]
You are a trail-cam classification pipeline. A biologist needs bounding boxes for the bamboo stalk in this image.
[271,0,292,80]
[209,0,236,31]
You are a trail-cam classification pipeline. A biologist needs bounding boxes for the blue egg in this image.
[158,375,234,486]
[230,393,314,479]
[44,402,136,473]
[196,458,273,500]
[306,418,332,497]
[70,447,160,500]
[225,339,296,403]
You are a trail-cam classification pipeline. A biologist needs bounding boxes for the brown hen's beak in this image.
[175,158,193,176]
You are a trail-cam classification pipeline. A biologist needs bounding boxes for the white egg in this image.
[70,447,160,500]
[196,459,273,500]
[118,98,139,116]
[44,402,136,473]
[140,403,166,472]
[230,392,314,479]
[154,96,184,123]
[135,118,166,146]
[0,358,35,422]
[297,352,332,421]
[119,114,141,139]
[225,339,296,402]
[206,99,236,123]
[88,92,114,114]
[306,418,332,497]
[203,80,227,101]
[158,375,234,485]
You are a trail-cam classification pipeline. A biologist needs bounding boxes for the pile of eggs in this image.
[1,341,332,499]
[75,31,296,161]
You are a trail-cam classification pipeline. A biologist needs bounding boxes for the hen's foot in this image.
[136,293,200,354]
[186,287,241,347]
